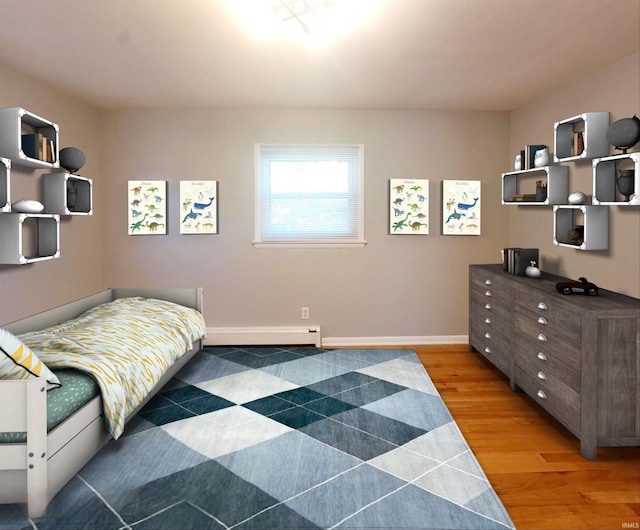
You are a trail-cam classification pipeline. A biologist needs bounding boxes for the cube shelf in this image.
[553,205,608,250]
[0,213,60,264]
[502,166,569,205]
[0,157,9,212]
[592,152,639,205]
[0,107,59,169]
[43,172,93,215]
[553,112,610,162]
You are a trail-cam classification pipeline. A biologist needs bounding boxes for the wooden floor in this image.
[410,344,640,530]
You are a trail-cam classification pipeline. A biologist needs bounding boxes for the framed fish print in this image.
[180,180,218,234]
[128,180,166,235]
[442,180,481,235]
[389,179,429,234]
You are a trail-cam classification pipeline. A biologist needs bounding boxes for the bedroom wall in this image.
[509,52,640,298]
[98,109,511,342]
[0,64,105,325]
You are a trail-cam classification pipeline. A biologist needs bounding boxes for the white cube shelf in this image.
[0,107,60,169]
[43,172,93,215]
[554,112,610,162]
[0,157,9,212]
[553,205,608,250]
[0,213,60,264]
[592,152,639,205]
[502,166,569,205]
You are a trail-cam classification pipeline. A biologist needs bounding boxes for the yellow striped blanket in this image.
[18,297,206,439]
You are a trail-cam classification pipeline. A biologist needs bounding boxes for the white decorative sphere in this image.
[568,191,587,205]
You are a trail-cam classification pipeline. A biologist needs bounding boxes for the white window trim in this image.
[254,143,366,248]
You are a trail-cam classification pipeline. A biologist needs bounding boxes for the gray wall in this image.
[1,52,638,341]
[509,53,640,298]
[99,109,510,342]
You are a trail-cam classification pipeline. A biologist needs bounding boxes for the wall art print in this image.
[442,180,481,235]
[389,179,429,234]
[180,180,217,234]
[128,180,167,235]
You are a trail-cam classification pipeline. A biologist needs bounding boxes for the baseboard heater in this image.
[205,326,322,347]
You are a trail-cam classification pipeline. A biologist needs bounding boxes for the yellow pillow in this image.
[0,328,61,389]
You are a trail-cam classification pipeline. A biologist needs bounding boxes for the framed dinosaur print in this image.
[442,180,481,235]
[179,180,218,234]
[128,180,167,235]
[389,179,429,234]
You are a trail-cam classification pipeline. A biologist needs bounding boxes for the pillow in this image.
[0,328,61,389]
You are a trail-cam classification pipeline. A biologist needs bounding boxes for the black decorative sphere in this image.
[59,147,86,173]
[606,115,640,153]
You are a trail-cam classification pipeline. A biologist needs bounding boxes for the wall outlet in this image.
[301,307,309,320]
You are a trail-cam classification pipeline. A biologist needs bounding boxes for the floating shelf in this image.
[553,112,610,162]
[43,172,93,215]
[0,213,60,264]
[502,166,569,205]
[592,152,639,205]
[553,205,608,250]
[0,107,59,169]
[0,157,9,212]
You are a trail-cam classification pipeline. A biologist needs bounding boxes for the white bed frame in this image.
[0,287,204,518]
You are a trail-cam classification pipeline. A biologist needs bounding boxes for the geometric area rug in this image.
[1,347,515,530]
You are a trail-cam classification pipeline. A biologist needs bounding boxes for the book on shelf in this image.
[21,133,54,162]
[524,144,547,169]
[502,247,539,276]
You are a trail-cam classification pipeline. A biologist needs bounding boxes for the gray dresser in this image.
[469,264,640,459]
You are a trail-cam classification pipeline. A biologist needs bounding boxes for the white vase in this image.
[534,148,550,168]
[514,154,522,170]
[525,261,542,279]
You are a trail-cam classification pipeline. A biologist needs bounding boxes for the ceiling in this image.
[0,0,638,111]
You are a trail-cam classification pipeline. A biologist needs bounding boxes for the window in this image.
[255,144,365,247]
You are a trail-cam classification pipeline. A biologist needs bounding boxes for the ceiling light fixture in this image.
[272,0,334,35]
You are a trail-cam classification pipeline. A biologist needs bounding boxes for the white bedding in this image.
[17,297,206,439]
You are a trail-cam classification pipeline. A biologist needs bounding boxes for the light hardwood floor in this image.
[412,344,640,530]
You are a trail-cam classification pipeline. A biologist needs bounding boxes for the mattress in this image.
[0,369,99,443]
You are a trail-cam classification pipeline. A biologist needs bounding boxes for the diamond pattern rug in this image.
[1,347,515,530]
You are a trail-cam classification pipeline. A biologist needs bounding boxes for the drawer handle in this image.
[537,371,547,381]
[484,332,491,339]
[485,290,492,297]
[485,279,492,285]
[537,351,548,361]
[537,302,548,310]
[537,316,548,325]
[537,333,547,342]
[484,347,492,354]
[485,303,492,310]
[537,389,547,400]
[485,317,492,324]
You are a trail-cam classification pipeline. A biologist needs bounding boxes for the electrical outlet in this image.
[301,307,309,320]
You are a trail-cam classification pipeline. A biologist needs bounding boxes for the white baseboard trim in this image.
[320,335,468,347]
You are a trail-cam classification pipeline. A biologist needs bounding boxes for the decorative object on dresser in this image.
[469,264,640,460]
[555,277,598,296]
[524,260,541,279]
[501,247,539,276]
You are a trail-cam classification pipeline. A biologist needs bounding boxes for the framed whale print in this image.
[389,179,429,234]
[180,180,218,234]
[128,180,166,235]
[442,180,481,235]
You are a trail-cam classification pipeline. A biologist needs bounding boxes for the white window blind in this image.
[255,144,365,247]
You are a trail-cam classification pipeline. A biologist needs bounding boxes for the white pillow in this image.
[0,328,61,389]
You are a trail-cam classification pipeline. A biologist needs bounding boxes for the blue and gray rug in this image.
[2,347,515,530]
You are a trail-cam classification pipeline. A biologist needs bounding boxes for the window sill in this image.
[253,241,367,249]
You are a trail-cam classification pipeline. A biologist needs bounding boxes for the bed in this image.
[0,287,205,518]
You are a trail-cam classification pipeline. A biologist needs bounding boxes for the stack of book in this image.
[502,248,539,276]
[21,133,56,163]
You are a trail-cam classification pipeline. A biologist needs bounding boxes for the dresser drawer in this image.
[471,273,512,306]
[513,366,580,433]
[513,308,581,368]
[470,327,511,375]
[515,290,582,338]
[470,289,512,323]
[514,333,581,391]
